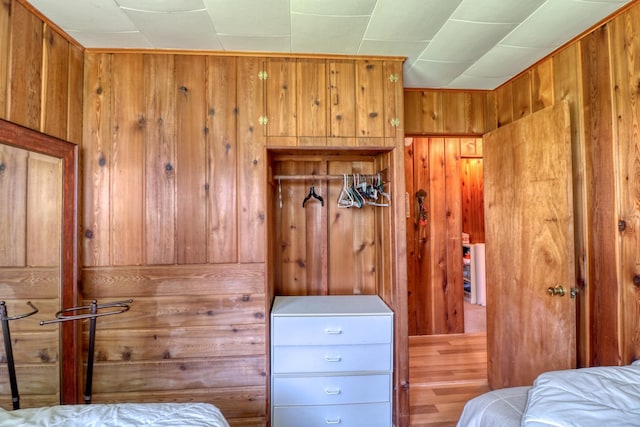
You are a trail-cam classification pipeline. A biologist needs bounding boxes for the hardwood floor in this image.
[409,333,489,426]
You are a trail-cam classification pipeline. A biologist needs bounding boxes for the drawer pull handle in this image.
[325,356,342,362]
[324,387,341,395]
[325,418,342,424]
[324,328,342,334]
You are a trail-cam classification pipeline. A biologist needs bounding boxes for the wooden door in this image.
[484,101,576,389]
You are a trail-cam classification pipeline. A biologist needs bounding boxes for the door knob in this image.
[547,285,566,297]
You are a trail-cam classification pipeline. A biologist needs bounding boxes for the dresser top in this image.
[271,295,392,316]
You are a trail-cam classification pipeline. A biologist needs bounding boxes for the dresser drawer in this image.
[272,315,392,346]
[272,343,391,374]
[272,374,390,406]
[272,402,391,427]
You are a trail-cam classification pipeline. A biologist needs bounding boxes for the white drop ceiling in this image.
[26,0,633,90]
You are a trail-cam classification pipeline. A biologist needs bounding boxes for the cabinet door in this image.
[356,59,384,139]
[383,60,403,144]
[266,58,297,138]
[328,61,356,139]
[297,59,327,145]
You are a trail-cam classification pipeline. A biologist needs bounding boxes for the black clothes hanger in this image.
[302,185,324,207]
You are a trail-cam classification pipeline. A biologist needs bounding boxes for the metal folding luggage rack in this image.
[1,299,132,409]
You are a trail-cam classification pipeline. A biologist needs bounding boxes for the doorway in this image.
[404,136,485,336]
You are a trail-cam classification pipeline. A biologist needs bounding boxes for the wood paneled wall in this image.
[81,51,408,426]
[402,1,640,367]
[0,0,83,143]
[0,0,83,410]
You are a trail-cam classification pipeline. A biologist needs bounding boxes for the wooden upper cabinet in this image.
[328,60,356,139]
[384,60,403,141]
[297,59,328,140]
[356,59,385,138]
[265,58,297,138]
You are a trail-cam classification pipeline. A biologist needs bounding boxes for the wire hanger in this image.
[302,180,324,207]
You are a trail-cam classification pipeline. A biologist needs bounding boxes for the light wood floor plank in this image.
[409,332,489,426]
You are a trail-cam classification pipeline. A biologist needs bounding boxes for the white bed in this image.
[0,402,230,427]
[458,362,640,427]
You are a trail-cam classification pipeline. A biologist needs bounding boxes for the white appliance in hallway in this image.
[463,243,486,306]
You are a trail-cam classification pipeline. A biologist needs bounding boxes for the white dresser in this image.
[270,295,393,427]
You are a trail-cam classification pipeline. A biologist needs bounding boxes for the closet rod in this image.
[273,174,344,181]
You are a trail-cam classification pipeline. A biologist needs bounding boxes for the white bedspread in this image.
[522,364,640,426]
[0,402,230,427]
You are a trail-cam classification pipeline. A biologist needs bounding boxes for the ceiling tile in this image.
[291,14,368,54]
[66,30,153,49]
[203,0,290,36]
[218,35,292,52]
[447,74,507,90]
[364,0,462,41]
[358,40,424,62]
[422,20,516,62]
[463,45,550,78]
[28,0,136,32]
[404,60,473,88]
[291,0,376,15]
[451,0,546,23]
[116,0,205,12]
[122,9,221,50]
[502,0,626,48]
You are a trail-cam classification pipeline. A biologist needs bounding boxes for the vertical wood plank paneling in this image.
[303,161,326,295]
[383,61,402,139]
[484,90,498,132]
[328,61,356,138]
[413,138,432,335]
[297,59,327,139]
[175,55,207,264]
[237,56,266,263]
[610,10,640,364]
[26,153,61,266]
[553,43,588,366]
[429,138,447,333]
[266,58,297,138]
[495,84,513,127]
[0,0,10,119]
[612,6,640,364]
[8,1,42,130]
[444,138,463,333]
[207,56,238,264]
[581,27,619,366]
[532,59,554,112]
[422,91,444,134]
[328,161,355,293]
[111,54,144,266]
[351,161,377,295]
[403,90,424,134]
[467,92,487,134]
[82,53,112,267]
[67,44,84,144]
[356,59,384,138]
[405,138,417,335]
[512,71,532,121]
[144,54,176,265]
[460,155,485,244]
[41,26,69,140]
[442,92,464,133]
[0,144,27,266]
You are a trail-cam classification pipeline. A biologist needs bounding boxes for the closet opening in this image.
[404,137,485,336]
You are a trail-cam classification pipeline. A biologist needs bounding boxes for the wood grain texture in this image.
[266,58,297,138]
[356,59,384,137]
[237,56,266,263]
[606,10,640,364]
[328,61,356,138]
[0,0,9,119]
[532,59,554,113]
[512,71,532,120]
[484,102,576,388]
[41,26,69,140]
[67,44,84,144]
[176,55,208,264]
[297,59,327,138]
[206,56,238,264]
[8,1,42,130]
[82,53,112,267]
[0,144,27,266]
[143,54,176,265]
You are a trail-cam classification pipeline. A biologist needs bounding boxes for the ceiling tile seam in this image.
[357,0,379,53]
[119,6,208,13]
